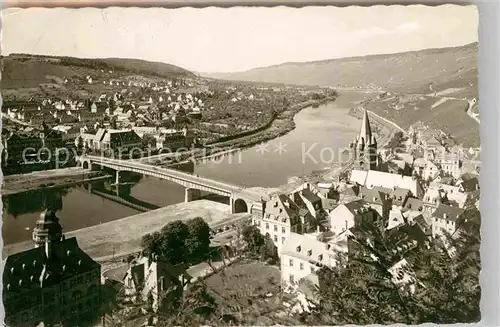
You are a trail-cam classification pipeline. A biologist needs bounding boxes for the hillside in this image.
[0,54,195,90]
[204,43,478,97]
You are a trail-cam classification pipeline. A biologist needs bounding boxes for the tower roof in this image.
[32,209,63,247]
[359,108,373,145]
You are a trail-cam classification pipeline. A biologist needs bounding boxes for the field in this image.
[203,260,300,325]
[366,95,480,147]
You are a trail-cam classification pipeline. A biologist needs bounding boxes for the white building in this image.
[349,169,424,198]
[253,194,302,252]
[280,232,347,289]
[430,205,466,239]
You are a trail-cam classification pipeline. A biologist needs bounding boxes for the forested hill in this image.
[203,42,478,96]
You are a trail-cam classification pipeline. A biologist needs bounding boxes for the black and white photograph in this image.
[1,4,481,326]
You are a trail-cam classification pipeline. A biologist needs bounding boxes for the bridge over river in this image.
[76,155,267,214]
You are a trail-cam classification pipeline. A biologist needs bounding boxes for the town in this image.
[1,5,483,327]
[2,96,481,326]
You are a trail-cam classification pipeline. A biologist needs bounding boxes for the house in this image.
[123,255,191,312]
[417,160,440,182]
[349,169,424,198]
[440,151,461,178]
[253,194,303,251]
[388,258,417,294]
[78,111,104,124]
[431,205,467,239]
[291,188,323,219]
[314,182,338,200]
[3,210,101,327]
[77,128,142,155]
[328,199,376,235]
[280,232,347,290]
[358,187,392,218]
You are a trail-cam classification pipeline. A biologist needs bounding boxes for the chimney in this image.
[443,213,448,219]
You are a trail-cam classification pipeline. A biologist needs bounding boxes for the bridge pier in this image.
[185,188,202,203]
[115,170,120,185]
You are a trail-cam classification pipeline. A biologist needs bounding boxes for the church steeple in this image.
[351,107,378,171]
[359,108,374,145]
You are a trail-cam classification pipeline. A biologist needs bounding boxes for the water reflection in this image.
[3,187,68,218]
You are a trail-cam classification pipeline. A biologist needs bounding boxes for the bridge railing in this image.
[80,155,252,196]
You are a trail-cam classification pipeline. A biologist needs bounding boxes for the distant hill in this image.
[203,43,478,96]
[1,54,195,89]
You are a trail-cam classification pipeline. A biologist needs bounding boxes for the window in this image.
[282,237,286,244]
[289,275,295,284]
[257,220,261,227]
[273,235,278,242]
[300,263,304,270]
[265,223,269,230]
[289,259,294,267]
[282,227,286,234]
[310,266,315,273]
[274,225,278,232]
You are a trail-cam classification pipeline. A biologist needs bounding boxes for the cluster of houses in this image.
[2,76,212,168]
[251,109,480,312]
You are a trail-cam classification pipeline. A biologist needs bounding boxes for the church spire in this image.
[359,107,373,145]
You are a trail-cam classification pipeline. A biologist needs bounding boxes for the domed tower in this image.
[32,209,63,248]
[352,108,378,170]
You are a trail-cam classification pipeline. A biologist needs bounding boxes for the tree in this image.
[242,225,265,254]
[140,221,189,264]
[159,220,189,264]
[298,214,481,325]
[141,231,163,258]
[185,217,211,263]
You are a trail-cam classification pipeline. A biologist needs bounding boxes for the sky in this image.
[1,5,478,73]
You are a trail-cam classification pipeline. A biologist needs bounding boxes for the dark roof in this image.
[432,205,466,222]
[3,237,100,293]
[461,176,480,192]
[341,185,359,197]
[358,187,387,205]
[403,198,424,212]
[344,199,367,214]
[94,101,109,110]
[109,130,141,144]
[460,172,476,182]
[300,189,322,204]
[413,215,432,236]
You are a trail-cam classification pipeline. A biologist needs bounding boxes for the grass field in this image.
[203,260,293,324]
[366,95,479,147]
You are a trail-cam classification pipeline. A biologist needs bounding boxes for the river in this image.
[2,94,368,245]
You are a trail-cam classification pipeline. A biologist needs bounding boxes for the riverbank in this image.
[277,102,404,193]
[1,167,110,196]
[206,96,338,151]
[2,200,245,260]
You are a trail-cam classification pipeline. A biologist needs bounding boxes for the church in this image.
[350,108,378,171]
